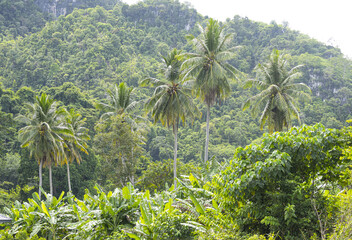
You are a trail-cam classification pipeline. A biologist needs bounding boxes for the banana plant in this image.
[6,188,75,239]
[126,190,156,240]
[177,173,217,217]
[125,189,176,240]
[69,183,141,239]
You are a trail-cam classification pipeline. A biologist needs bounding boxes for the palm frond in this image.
[259,100,272,130]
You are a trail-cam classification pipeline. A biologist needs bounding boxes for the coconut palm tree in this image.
[141,48,200,187]
[243,49,311,133]
[181,18,239,162]
[96,82,146,186]
[16,93,67,198]
[62,108,90,192]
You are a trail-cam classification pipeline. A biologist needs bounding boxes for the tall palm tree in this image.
[16,93,67,198]
[63,108,90,192]
[182,18,239,162]
[243,49,311,133]
[141,48,200,187]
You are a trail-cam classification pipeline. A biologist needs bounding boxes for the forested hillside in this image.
[0,0,351,161]
[0,0,52,38]
[1,0,352,239]
[0,0,123,38]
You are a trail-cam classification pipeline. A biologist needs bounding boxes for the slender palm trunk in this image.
[131,146,135,186]
[173,123,178,188]
[39,159,43,199]
[204,105,210,163]
[67,161,72,192]
[121,155,127,185]
[49,163,53,195]
[129,175,135,186]
[52,229,56,240]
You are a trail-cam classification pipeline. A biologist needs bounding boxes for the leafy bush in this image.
[214,124,349,239]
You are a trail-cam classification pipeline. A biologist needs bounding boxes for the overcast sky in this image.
[123,0,352,59]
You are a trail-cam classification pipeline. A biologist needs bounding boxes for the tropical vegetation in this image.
[1,0,352,239]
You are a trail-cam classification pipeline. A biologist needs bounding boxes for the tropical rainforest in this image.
[0,0,352,239]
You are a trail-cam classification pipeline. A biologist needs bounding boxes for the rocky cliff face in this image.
[34,0,120,17]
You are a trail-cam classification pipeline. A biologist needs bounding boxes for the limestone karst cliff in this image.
[34,0,120,17]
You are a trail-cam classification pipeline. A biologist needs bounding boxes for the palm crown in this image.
[182,18,239,106]
[141,48,199,128]
[97,82,137,116]
[17,93,66,167]
[96,82,144,130]
[243,49,311,133]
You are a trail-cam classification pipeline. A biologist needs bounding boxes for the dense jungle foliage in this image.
[1,0,352,239]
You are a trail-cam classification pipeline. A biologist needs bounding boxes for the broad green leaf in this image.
[41,202,50,217]
[127,232,141,240]
[122,186,131,200]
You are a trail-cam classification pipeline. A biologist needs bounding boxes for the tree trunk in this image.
[67,161,72,192]
[129,175,135,186]
[39,159,43,199]
[49,163,53,195]
[173,123,178,188]
[121,155,127,185]
[131,145,135,186]
[204,105,210,163]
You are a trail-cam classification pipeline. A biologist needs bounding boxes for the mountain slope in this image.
[0,0,53,37]
[0,0,351,162]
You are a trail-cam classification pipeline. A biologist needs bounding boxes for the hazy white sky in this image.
[123,0,352,58]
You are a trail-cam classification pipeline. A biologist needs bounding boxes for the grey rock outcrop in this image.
[34,0,120,17]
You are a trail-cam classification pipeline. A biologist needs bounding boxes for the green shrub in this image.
[214,124,349,239]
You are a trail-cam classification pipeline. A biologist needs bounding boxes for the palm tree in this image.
[243,49,311,133]
[63,108,90,192]
[141,48,200,187]
[16,93,67,198]
[96,82,146,186]
[181,18,239,162]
